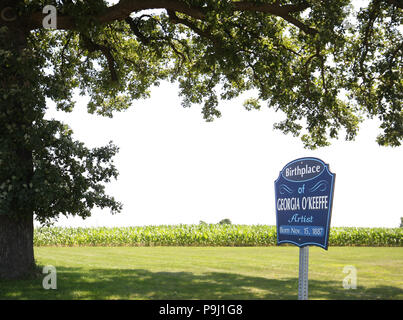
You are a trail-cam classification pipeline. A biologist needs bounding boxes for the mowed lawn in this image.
[1,247,402,300]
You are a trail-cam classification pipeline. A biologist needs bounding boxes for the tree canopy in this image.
[3,0,402,145]
[0,0,402,225]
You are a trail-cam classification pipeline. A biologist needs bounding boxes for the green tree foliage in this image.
[219,218,232,225]
[0,0,402,223]
[0,25,122,225]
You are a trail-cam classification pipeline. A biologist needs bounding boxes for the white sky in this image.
[41,81,403,229]
[36,0,402,229]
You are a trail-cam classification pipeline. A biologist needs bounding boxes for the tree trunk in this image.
[0,139,36,280]
[0,214,35,279]
[0,20,36,280]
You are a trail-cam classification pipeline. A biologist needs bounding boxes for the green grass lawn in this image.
[1,246,402,300]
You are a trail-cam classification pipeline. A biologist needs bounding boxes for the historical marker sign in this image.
[275,157,335,250]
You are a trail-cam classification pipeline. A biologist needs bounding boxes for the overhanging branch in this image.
[80,35,118,83]
[24,0,317,35]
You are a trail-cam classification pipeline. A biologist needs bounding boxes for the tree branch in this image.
[25,0,317,35]
[232,1,310,15]
[359,0,381,83]
[232,1,317,34]
[80,35,118,83]
[167,10,217,44]
[385,0,403,10]
[26,0,206,30]
[124,17,150,45]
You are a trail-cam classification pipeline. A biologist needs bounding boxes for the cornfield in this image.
[33,225,403,247]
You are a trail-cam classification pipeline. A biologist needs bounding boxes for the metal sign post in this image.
[298,246,309,300]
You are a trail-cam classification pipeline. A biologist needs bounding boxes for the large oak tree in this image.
[0,0,401,278]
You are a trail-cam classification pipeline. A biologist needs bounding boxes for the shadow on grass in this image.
[1,267,403,300]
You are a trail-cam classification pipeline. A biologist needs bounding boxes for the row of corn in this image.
[33,224,403,247]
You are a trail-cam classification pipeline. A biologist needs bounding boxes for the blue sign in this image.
[274,157,335,250]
